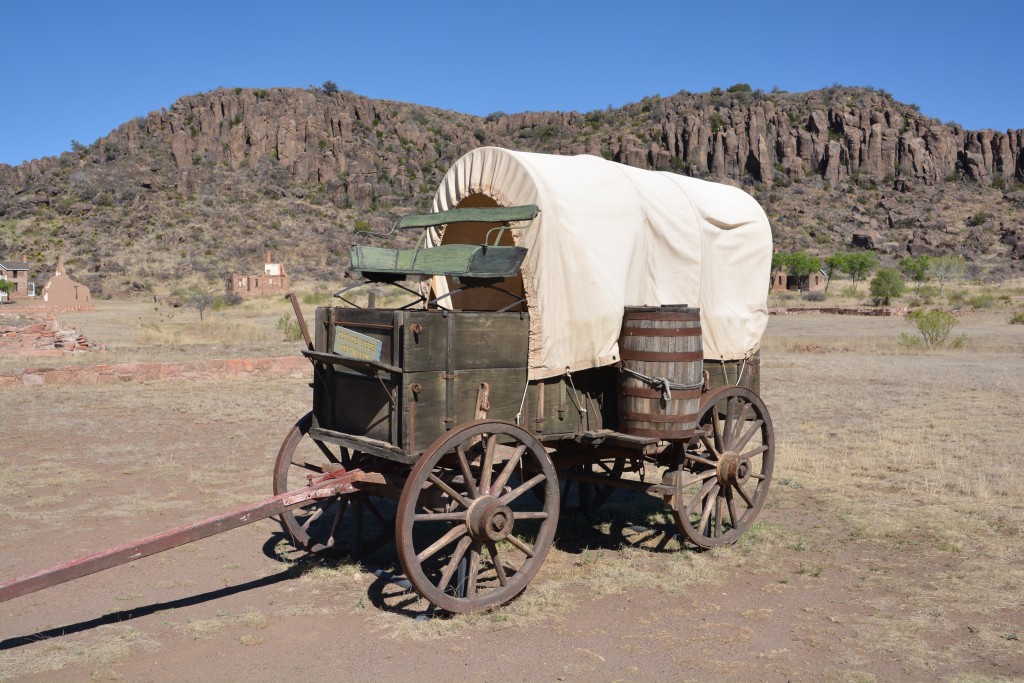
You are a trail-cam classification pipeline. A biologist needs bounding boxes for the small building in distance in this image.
[0,254,34,301]
[227,251,290,298]
[41,257,93,309]
[771,269,828,293]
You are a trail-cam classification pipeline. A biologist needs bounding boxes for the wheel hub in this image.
[467,496,514,541]
[717,451,752,487]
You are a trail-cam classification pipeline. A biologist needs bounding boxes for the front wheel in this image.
[273,412,389,554]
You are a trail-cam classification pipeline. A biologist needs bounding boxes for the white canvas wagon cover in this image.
[427,147,772,380]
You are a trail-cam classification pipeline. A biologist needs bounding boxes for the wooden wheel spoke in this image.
[292,460,324,473]
[699,434,722,459]
[492,445,527,494]
[710,408,724,453]
[715,494,725,537]
[734,481,755,508]
[313,439,340,464]
[511,511,549,520]
[740,444,769,459]
[486,542,508,586]
[734,419,764,452]
[725,487,740,528]
[426,473,471,509]
[465,542,481,596]
[362,497,387,525]
[413,511,467,522]
[505,533,535,558]
[479,435,498,494]
[416,524,469,563]
[326,498,348,547]
[435,536,473,592]
[500,473,547,504]
[455,445,480,500]
[687,477,719,515]
[722,398,737,446]
[682,470,717,487]
[697,485,720,535]
[687,451,718,468]
[727,403,752,446]
[300,504,325,532]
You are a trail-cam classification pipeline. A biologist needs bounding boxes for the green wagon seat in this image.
[351,243,527,280]
[349,204,538,282]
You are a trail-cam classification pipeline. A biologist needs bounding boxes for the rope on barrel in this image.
[620,366,704,402]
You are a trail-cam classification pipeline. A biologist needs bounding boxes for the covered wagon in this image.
[1,147,776,616]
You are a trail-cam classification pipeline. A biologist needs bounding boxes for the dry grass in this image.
[0,626,160,680]
[0,296,315,372]
[1,297,1022,678]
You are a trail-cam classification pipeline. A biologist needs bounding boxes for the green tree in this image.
[838,251,879,287]
[321,80,339,95]
[0,278,13,302]
[869,268,905,306]
[928,255,967,295]
[185,286,215,321]
[823,254,846,292]
[898,255,932,293]
[773,251,821,291]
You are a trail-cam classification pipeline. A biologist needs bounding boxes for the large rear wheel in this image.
[667,387,774,549]
[396,420,559,613]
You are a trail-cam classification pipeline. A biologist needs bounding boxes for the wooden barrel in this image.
[618,305,703,440]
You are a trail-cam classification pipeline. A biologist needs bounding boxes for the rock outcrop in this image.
[1,84,1022,288]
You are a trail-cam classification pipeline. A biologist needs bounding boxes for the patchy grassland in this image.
[0,307,1022,681]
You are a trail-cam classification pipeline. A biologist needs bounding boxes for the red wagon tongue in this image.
[0,469,383,604]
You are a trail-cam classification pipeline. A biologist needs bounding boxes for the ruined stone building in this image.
[227,251,290,298]
[771,269,828,293]
[0,255,33,301]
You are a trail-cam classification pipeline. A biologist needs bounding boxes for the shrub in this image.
[321,80,339,95]
[353,219,371,234]
[1010,312,1024,325]
[966,210,989,227]
[869,268,905,306]
[803,291,826,302]
[276,314,303,342]
[905,309,959,348]
[301,291,332,305]
[840,285,859,298]
[966,294,996,309]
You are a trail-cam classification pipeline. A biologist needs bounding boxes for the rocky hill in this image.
[1,84,1022,295]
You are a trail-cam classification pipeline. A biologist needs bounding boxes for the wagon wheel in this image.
[273,412,391,554]
[667,386,774,549]
[396,420,559,613]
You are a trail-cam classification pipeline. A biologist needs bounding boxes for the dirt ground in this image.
[1,311,1022,682]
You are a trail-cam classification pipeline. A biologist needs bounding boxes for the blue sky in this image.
[1,0,1020,167]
